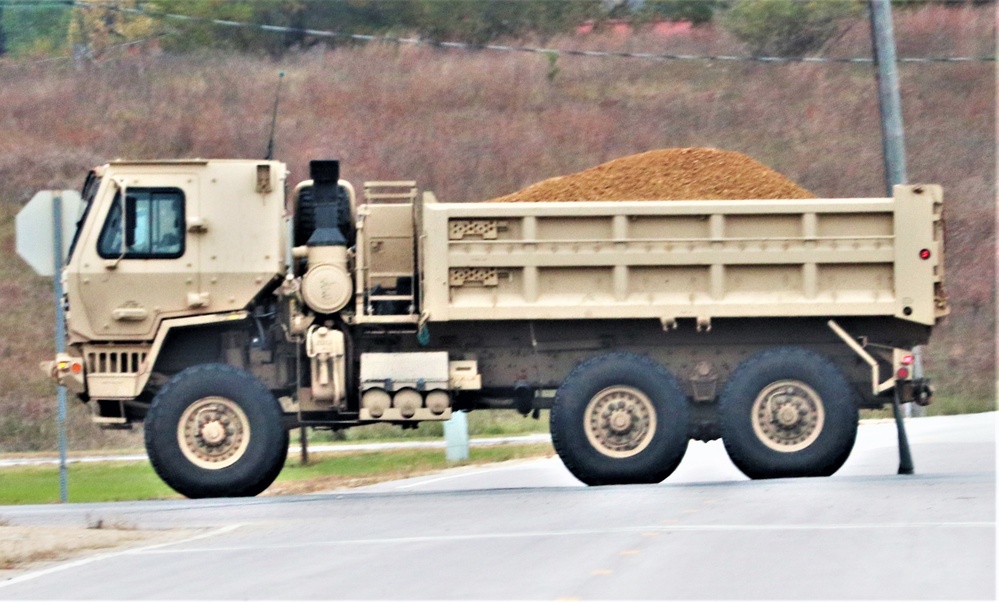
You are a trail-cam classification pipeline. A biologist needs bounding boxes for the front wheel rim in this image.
[177,396,251,470]
[751,380,825,453]
[583,386,657,458]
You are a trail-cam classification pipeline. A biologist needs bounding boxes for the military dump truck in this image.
[41,158,946,498]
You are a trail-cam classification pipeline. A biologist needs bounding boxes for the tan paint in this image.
[417,186,946,326]
[52,157,945,429]
[65,160,286,343]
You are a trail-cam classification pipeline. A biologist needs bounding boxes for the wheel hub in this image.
[199,420,227,446]
[751,380,825,453]
[177,396,251,470]
[609,409,633,433]
[584,387,657,459]
[776,403,800,427]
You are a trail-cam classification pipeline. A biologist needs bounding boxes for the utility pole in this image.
[869,0,916,473]
[869,0,908,195]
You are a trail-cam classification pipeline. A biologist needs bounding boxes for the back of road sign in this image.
[16,190,83,276]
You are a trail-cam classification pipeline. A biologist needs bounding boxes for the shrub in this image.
[720,0,859,57]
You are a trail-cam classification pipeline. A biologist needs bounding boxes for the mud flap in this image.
[891,386,914,475]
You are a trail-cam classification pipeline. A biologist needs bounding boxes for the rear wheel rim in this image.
[177,396,251,470]
[751,380,825,453]
[584,386,657,458]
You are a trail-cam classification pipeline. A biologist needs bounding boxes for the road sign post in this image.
[53,194,69,502]
[17,189,82,503]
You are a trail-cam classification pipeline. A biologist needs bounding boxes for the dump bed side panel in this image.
[420,186,943,326]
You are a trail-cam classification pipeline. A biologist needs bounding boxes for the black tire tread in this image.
[145,363,288,498]
[550,352,689,486]
[719,346,858,479]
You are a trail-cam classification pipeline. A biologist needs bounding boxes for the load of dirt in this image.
[487,148,814,202]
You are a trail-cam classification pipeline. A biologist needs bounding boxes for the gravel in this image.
[487,148,813,202]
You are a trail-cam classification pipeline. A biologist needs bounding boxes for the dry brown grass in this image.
[0,4,993,450]
[0,525,190,572]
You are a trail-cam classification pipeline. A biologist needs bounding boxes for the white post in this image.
[444,411,469,462]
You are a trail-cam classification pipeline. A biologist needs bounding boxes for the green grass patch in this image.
[298,410,550,444]
[921,395,996,416]
[0,462,180,505]
[859,395,996,421]
[0,443,554,505]
[280,443,553,481]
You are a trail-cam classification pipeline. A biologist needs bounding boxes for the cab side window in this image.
[98,188,185,259]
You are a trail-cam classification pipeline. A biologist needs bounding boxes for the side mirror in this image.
[124,195,137,249]
[106,178,128,268]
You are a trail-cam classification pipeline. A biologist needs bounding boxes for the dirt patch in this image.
[0,525,192,578]
[487,148,814,202]
[262,473,421,496]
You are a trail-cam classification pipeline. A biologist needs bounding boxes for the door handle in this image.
[112,307,148,321]
[187,292,210,308]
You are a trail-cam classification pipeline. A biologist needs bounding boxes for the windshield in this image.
[66,170,101,262]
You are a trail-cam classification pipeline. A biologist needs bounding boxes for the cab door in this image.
[74,173,201,340]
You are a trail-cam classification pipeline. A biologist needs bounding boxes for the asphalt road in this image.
[0,412,994,600]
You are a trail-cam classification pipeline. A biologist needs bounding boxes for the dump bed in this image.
[419,185,945,326]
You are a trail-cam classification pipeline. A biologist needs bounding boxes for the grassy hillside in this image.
[0,4,993,451]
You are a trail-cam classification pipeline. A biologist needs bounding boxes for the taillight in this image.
[919,249,931,260]
[897,367,910,379]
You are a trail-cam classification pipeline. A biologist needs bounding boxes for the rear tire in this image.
[719,347,858,479]
[550,352,689,486]
[145,364,289,498]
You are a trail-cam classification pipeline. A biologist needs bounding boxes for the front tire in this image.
[550,352,689,486]
[719,347,858,479]
[145,364,289,498]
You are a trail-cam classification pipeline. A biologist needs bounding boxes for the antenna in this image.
[264,71,285,160]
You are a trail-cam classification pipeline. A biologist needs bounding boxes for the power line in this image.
[4,2,992,66]
[72,1,994,65]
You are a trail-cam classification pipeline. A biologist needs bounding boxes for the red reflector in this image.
[919,249,931,260]
[901,354,914,365]
[897,367,910,379]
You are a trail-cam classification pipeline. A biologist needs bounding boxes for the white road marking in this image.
[133,521,994,554]
[0,524,243,589]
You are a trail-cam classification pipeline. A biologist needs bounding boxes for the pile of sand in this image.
[487,148,813,202]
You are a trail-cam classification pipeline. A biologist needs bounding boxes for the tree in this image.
[1,6,7,56]
[67,0,157,60]
[411,0,603,44]
[720,0,858,57]
[637,0,723,25]
[0,1,73,57]
[151,0,605,55]
[149,1,418,55]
